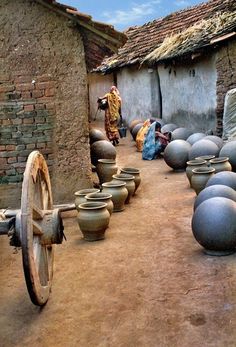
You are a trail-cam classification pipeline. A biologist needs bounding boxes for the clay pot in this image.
[219,141,236,172]
[209,157,232,174]
[96,159,118,184]
[188,139,219,160]
[120,167,141,194]
[131,123,144,141]
[112,173,135,204]
[161,123,178,133]
[193,184,236,211]
[89,128,106,145]
[204,135,224,149]
[77,202,110,241]
[195,155,215,166]
[171,127,193,141]
[74,188,100,211]
[191,167,215,195]
[102,181,128,212]
[186,159,207,187]
[129,119,143,132]
[206,171,236,190]
[186,133,206,145]
[85,192,114,215]
[90,140,116,166]
[192,197,236,255]
[163,140,191,171]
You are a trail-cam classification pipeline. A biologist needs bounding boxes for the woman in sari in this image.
[99,86,121,146]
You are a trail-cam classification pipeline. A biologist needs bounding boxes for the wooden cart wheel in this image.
[21,151,54,306]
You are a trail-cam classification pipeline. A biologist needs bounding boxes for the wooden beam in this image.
[210,32,236,44]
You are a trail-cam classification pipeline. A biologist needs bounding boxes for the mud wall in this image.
[158,55,217,132]
[0,0,92,207]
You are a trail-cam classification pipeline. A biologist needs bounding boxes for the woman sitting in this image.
[142,121,170,160]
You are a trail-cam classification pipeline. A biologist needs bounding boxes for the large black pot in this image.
[90,140,116,166]
[163,140,191,170]
[186,133,206,145]
[131,123,144,141]
[219,140,236,172]
[206,171,236,190]
[188,139,220,160]
[193,184,236,211]
[192,197,236,255]
[171,127,193,141]
[89,128,107,145]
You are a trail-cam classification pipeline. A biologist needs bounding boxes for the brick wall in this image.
[0,0,92,207]
[216,39,236,136]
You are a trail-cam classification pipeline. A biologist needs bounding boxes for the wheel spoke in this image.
[32,220,43,235]
[32,204,44,220]
[33,237,49,286]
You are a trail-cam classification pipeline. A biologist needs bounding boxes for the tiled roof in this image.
[95,0,236,73]
[36,0,127,49]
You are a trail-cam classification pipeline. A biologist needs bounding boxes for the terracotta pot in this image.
[188,139,219,160]
[206,171,236,190]
[171,127,193,141]
[89,128,106,145]
[120,167,141,195]
[164,140,191,171]
[191,167,215,195]
[90,140,116,166]
[209,157,232,174]
[186,159,207,187]
[193,184,236,211]
[85,192,114,215]
[74,188,100,211]
[77,202,110,241]
[96,159,118,184]
[192,197,236,255]
[102,181,128,212]
[219,140,236,172]
[112,173,135,204]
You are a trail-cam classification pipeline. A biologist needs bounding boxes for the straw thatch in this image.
[144,10,236,63]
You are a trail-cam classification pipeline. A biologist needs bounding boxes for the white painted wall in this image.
[117,66,161,125]
[88,73,114,122]
[158,55,217,132]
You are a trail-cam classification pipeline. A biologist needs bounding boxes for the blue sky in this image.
[59,0,206,30]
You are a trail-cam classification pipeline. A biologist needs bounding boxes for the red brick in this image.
[45,88,55,97]
[7,157,17,164]
[35,103,45,110]
[21,91,32,99]
[14,76,32,84]
[16,83,35,91]
[36,81,54,90]
[0,85,15,93]
[2,119,12,125]
[6,145,16,151]
[45,103,55,110]
[32,89,44,98]
[23,118,34,124]
[36,74,53,82]
[24,104,34,112]
[0,92,7,101]
[26,144,36,149]
[0,145,6,151]
[12,118,22,125]
[0,158,7,165]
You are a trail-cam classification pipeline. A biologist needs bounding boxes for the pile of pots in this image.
[74,158,141,242]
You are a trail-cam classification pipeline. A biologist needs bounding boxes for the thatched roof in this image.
[95,0,236,73]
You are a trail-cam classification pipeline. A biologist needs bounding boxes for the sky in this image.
[59,0,206,31]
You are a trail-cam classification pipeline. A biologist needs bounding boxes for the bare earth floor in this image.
[1,128,236,347]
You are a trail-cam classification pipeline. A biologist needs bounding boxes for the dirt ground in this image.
[1,125,236,347]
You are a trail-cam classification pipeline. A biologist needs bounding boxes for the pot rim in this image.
[112,173,135,180]
[209,156,229,164]
[102,181,126,188]
[85,192,112,200]
[97,158,116,164]
[187,159,207,165]
[78,201,107,210]
[192,167,215,174]
[195,155,216,160]
[120,167,140,174]
[74,188,100,196]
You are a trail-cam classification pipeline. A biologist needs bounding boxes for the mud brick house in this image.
[93,0,236,135]
[0,0,126,207]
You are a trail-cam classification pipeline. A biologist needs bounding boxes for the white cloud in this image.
[174,0,191,7]
[102,1,162,26]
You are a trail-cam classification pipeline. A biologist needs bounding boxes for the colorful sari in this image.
[104,90,121,142]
